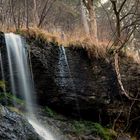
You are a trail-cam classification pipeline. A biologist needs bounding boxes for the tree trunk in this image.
[82,0,98,45]
[88,2,98,44]
[80,0,90,36]
[33,0,39,26]
[25,0,29,29]
[17,1,21,29]
[111,0,132,100]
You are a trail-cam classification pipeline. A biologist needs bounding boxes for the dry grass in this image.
[11,27,108,58]
[124,48,140,64]
[3,27,140,62]
[12,27,60,44]
[65,36,108,58]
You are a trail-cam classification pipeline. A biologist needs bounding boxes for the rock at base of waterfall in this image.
[0,105,40,140]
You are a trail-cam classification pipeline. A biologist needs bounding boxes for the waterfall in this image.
[5,33,34,111]
[4,33,55,140]
[59,46,81,117]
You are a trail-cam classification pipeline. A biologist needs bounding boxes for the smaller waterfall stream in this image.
[59,46,81,117]
[4,33,55,140]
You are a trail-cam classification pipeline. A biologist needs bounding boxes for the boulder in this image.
[0,105,40,140]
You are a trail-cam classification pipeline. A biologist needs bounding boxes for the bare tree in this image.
[37,0,56,28]
[25,0,29,29]
[110,0,140,99]
[82,0,98,44]
[33,0,39,26]
[80,0,90,35]
[9,0,17,29]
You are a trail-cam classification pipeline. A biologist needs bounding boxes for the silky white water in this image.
[59,46,81,117]
[5,33,34,111]
[28,119,55,140]
[4,33,55,140]
[61,46,70,72]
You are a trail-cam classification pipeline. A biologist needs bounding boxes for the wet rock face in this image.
[31,44,119,121]
[0,105,40,140]
[0,33,120,121]
[31,43,60,104]
[0,32,5,47]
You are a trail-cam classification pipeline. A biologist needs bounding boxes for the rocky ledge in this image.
[0,32,140,138]
[0,105,40,140]
[30,41,140,138]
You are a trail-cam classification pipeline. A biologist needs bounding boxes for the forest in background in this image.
[0,0,140,46]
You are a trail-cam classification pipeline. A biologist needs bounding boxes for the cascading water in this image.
[4,33,55,140]
[59,46,81,117]
[5,33,34,111]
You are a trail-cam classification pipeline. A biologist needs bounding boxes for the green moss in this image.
[43,106,116,139]
[71,121,116,140]
[0,92,25,106]
[92,123,114,140]
[72,120,86,134]
[6,93,25,105]
[0,80,6,90]
[44,106,57,117]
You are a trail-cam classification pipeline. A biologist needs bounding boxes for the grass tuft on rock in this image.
[0,92,25,106]
[44,106,58,117]
[0,80,6,91]
[71,120,116,140]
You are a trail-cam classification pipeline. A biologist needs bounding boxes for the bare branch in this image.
[110,0,118,15]
[118,0,127,13]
